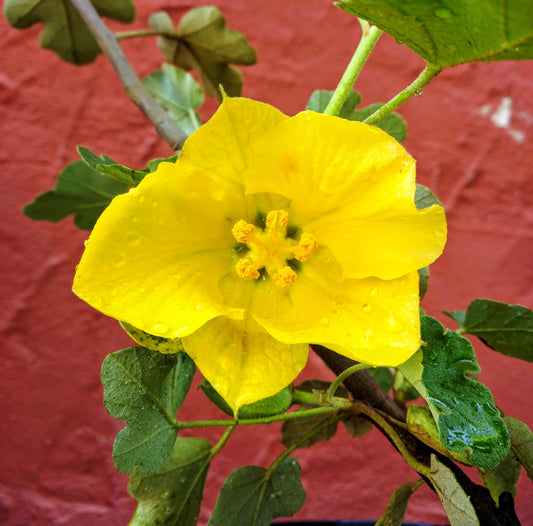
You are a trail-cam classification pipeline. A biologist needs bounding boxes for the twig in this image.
[70,0,188,151]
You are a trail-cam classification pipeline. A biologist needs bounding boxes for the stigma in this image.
[232,209,317,288]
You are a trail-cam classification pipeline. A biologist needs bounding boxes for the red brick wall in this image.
[2,1,532,524]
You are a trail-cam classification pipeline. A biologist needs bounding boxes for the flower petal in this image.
[254,247,422,367]
[182,316,308,410]
[73,162,242,339]
[179,97,288,218]
[244,111,446,278]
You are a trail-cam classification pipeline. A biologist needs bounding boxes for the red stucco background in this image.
[2,1,532,524]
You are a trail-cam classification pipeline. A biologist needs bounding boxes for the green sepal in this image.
[305,88,407,142]
[207,457,305,526]
[23,160,127,230]
[127,437,211,526]
[399,316,510,469]
[121,321,185,354]
[199,380,292,419]
[143,64,204,135]
[447,299,533,362]
[149,7,256,98]
[336,0,533,67]
[4,0,135,64]
[101,346,195,474]
[77,146,179,187]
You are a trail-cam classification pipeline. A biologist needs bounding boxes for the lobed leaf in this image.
[305,89,362,118]
[336,0,533,68]
[101,346,195,474]
[4,0,135,64]
[150,7,256,98]
[207,457,305,526]
[399,316,510,469]
[23,160,127,230]
[459,299,533,362]
[128,437,211,526]
[77,146,179,187]
[143,64,204,135]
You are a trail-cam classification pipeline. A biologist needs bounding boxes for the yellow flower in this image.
[73,97,446,410]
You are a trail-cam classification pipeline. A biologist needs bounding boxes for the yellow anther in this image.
[235,258,260,280]
[232,219,256,243]
[273,266,297,288]
[294,232,318,262]
[266,209,289,229]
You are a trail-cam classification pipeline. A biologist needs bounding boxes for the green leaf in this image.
[505,416,533,482]
[415,184,442,210]
[23,160,127,230]
[3,0,135,64]
[207,457,305,526]
[336,0,533,68]
[375,479,423,526]
[128,437,211,526]
[305,89,407,142]
[418,266,430,300]
[77,146,179,187]
[460,299,533,362]
[399,316,510,469]
[199,380,292,419]
[407,405,473,466]
[143,64,204,135]
[305,89,362,118]
[428,455,480,526]
[369,367,395,393]
[342,415,373,438]
[121,322,185,354]
[443,309,467,327]
[350,103,407,142]
[149,7,256,98]
[281,380,347,448]
[480,449,521,503]
[101,346,195,474]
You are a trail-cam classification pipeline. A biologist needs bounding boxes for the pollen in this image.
[235,258,260,280]
[273,266,297,288]
[294,233,318,261]
[232,220,256,243]
[266,209,289,229]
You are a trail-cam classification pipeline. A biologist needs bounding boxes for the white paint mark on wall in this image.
[475,96,528,143]
[491,97,513,128]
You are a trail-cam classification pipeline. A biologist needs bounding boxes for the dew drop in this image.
[387,318,404,333]
[370,288,378,297]
[84,239,89,247]
[434,7,452,18]
[362,304,372,313]
[320,317,330,326]
[435,227,446,239]
[415,89,424,97]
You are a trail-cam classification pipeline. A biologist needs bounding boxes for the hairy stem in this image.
[363,63,442,125]
[70,0,188,151]
[324,21,382,116]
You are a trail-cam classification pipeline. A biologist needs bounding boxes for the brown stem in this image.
[312,345,520,526]
[69,0,188,151]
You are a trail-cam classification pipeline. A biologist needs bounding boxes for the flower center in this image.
[231,210,317,288]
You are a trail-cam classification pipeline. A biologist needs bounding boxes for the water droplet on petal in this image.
[370,288,378,297]
[435,228,446,239]
[154,323,168,334]
[84,239,89,247]
[362,304,372,313]
[320,317,330,326]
